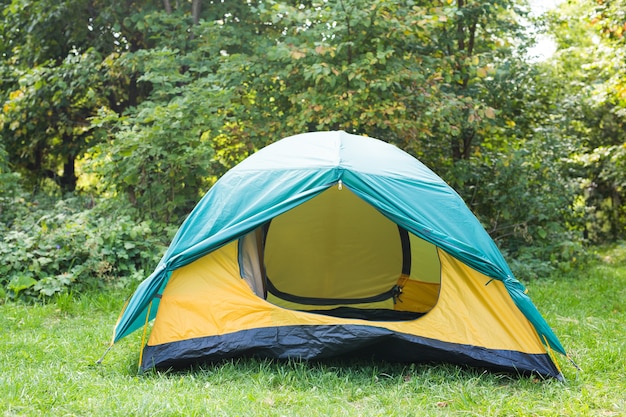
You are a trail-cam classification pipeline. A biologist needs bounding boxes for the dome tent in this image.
[111,131,566,379]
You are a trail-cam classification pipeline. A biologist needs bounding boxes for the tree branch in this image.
[456,0,465,52]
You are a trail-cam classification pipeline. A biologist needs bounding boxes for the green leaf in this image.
[8,275,37,293]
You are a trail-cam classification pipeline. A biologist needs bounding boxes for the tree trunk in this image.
[451,128,475,161]
[61,155,76,192]
[60,133,77,192]
[611,188,622,239]
[192,0,201,25]
[451,140,462,161]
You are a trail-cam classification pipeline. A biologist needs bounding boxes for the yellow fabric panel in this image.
[149,241,356,345]
[408,234,441,283]
[381,249,546,354]
[149,245,545,355]
[264,187,401,300]
[394,278,440,313]
[148,241,242,345]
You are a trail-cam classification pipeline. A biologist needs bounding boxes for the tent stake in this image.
[96,344,113,365]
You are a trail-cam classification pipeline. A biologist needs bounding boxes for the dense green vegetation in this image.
[0,243,624,416]
[1,0,624,297]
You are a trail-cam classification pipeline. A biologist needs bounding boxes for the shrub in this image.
[0,143,27,228]
[0,194,170,301]
[447,138,588,280]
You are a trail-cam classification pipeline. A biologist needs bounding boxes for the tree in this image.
[89,0,572,248]
[0,0,182,191]
[3,0,614,272]
[210,0,529,168]
[542,0,626,241]
[1,50,107,190]
[87,7,250,222]
[0,0,116,191]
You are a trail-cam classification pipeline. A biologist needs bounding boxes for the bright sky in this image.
[528,0,562,15]
[526,0,563,61]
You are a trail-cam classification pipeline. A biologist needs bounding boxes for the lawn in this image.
[1,244,624,416]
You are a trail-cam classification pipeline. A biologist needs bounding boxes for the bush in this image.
[0,194,170,301]
[447,138,589,280]
[0,143,26,228]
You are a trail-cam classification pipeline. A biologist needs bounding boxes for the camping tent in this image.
[111,131,566,379]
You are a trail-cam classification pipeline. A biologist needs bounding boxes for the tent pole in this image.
[137,301,153,373]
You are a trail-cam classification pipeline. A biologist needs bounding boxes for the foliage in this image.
[589,0,626,110]
[0,0,114,191]
[450,136,586,279]
[0,194,169,301]
[1,0,625,298]
[224,0,529,166]
[569,144,626,242]
[542,0,626,242]
[1,244,625,415]
[86,14,251,223]
[0,49,109,191]
[439,54,591,278]
[84,0,537,225]
[0,142,25,227]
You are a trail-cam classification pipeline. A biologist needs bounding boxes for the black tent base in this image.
[141,324,563,380]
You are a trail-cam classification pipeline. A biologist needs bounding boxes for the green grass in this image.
[1,244,625,416]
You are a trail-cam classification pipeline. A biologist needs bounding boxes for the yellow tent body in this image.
[114,132,565,379]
